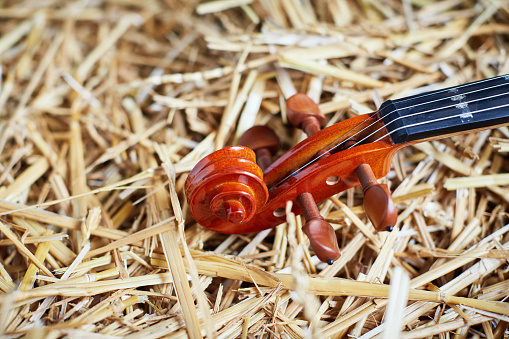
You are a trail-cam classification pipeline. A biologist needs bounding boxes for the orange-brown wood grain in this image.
[185,113,411,234]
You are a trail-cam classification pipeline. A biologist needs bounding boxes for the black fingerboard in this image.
[379,75,509,145]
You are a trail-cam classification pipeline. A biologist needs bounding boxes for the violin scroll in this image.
[185,75,509,263]
[185,146,268,229]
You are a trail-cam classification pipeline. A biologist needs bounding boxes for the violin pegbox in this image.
[184,74,509,264]
[185,146,268,231]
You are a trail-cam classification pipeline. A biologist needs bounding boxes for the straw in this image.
[0,1,507,337]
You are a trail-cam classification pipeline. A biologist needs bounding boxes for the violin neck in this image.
[380,75,509,144]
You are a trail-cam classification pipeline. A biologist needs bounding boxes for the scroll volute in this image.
[185,146,269,229]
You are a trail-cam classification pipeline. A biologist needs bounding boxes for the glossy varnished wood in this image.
[355,164,397,232]
[263,112,390,188]
[297,192,341,263]
[185,146,269,232]
[184,74,509,257]
[286,93,325,136]
[238,126,280,172]
[185,116,411,234]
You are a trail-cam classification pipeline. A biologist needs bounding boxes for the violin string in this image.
[344,79,509,150]
[371,74,509,106]
[269,76,509,192]
[347,87,509,150]
[335,76,509,154]
[381,79,509,115]
[268,114,381,193]
[372,102,509,143]
[269,79,508,192]
[271,101,509,193]
[311,76,509,157]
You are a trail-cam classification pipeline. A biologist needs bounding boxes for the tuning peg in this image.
[355,164,397,232]
[296,192,340,264]
[238,126,281,171]
[286,93,326,137]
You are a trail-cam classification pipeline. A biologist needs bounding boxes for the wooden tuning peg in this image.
[238,126,281,172]
[355,164,397,232]
[296,192,340,265]
[286,93,326,137]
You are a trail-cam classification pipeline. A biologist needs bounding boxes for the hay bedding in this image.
[0,0,508,338]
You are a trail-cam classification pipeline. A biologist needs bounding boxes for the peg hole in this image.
[326,176,340,185]
[273,208,285,217]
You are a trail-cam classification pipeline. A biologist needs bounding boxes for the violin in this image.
[185,74,509,264]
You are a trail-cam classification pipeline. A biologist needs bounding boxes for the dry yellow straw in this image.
[0,1,508,337]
